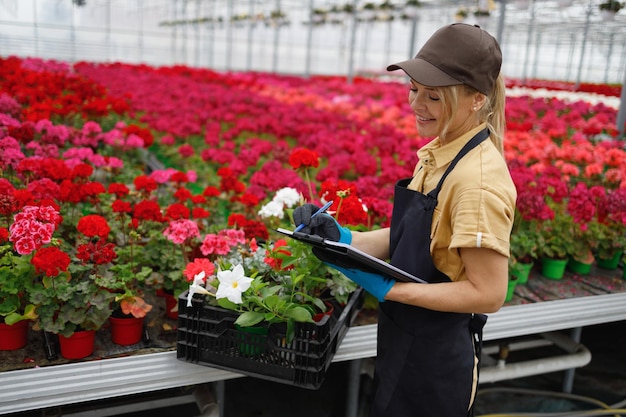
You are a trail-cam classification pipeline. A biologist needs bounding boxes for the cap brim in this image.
[387,58,462,87]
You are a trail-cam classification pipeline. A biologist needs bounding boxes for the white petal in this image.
[188,282,212,306]
[215,264,251,305]
[193,271,206,285]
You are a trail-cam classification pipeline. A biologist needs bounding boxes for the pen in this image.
[294,200,333,233]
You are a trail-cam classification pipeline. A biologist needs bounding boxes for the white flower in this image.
[258,199,285,219]
[274,187,301,208]
[187,271,213,307]
[215,264,253,304]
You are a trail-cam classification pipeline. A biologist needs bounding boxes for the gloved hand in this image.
[329,263,394,302]
[293,203,352,244]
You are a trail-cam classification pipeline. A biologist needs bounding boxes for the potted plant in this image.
[599,0,624,12]
[360,2,378,20]
[183,178,359,343]
[0,242,38,350]
[474,8,491,26]
[342,3,355,14]
[28,256,116,358]
[378,1,396,20]
[509,163,549,283]
[311,8,327,24]
[403,0,421,18]
[97,226,154,345]
[20,210,120,358]
[588,187,626,270]
[509,225,542,284]
[184,228,356,343]
[526,169,573,279]
[599,0,624,19]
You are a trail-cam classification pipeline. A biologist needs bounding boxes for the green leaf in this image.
[285,318,295,344]
[235,311,265,327]
[259,285,281,298]
[284,306,313,323]
[4,312,23,326]
[217,297,239,311]
[263,294,281,309]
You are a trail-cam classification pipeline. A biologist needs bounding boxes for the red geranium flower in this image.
[108,183,130,197]
[77,214,111,238]
[31,246,71,277]
[112,199,132,214]
[165,203,191,220]
[134,175,158,194]
[288,148,319,169]
[183,257,216,283]
[133,200,163,222]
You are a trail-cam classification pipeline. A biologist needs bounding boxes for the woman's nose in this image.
[409,92,424,108]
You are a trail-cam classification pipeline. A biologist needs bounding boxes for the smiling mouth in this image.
[417,116,435,122]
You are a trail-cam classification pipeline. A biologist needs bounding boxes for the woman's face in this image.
[407,80,479,143]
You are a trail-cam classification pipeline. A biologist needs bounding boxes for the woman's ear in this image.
[473,93,487,111]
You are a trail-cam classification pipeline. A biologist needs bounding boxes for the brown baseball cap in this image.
[387,23,502,95]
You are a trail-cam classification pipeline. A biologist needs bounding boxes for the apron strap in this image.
[427,128,490,200]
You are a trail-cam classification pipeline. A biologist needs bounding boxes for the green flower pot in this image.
[505,278,517,302]
[567,258,592,275]
[541,258,569,280]
[235,324,268,356]
[510,262,533,285]
[596,251,622,270]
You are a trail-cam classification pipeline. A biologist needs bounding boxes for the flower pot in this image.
[505,278,517,302]
[541,258,569,280]
[58,330,96,359]
[510,262,533,285]
[234,324,268,356]
[312,301,335,322]
[157,289,179,320]
[596,251,622,270]
[110,316,144,345]
[0,320,29,350]
[567,258,592,275]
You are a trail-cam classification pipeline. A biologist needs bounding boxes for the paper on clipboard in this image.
[276,228,427,284]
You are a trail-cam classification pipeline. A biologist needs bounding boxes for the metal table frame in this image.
[2,292,626,416]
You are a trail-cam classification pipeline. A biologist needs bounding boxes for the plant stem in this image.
[303,169,315,203]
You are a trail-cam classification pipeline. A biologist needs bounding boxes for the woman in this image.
[294,24,516,417]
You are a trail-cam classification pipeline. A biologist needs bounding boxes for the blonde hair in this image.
[434,74,506,155]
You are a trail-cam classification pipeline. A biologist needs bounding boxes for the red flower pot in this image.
[313,302,335,322]
[58,330,95,359]
[163,292,179,320]
[110,316,144,346]
[0,320,29,351]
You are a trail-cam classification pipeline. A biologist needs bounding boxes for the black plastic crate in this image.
[176,287,364,389]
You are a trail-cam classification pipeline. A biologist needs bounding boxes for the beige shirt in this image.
[407,124,516,282]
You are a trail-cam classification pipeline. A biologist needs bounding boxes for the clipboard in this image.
[276,228,427,284]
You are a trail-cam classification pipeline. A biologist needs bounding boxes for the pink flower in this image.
[163,219,200,244]
[200,233,232,256]
[9,205,62,254]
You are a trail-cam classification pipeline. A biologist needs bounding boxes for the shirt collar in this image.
[417,123,488,170]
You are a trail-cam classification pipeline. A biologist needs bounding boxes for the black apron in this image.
[370,129,489,417]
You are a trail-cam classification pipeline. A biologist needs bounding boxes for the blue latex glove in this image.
[329,263,394,302]
[293,204,352,244]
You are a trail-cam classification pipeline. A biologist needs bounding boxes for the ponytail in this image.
[483,74,506,155]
